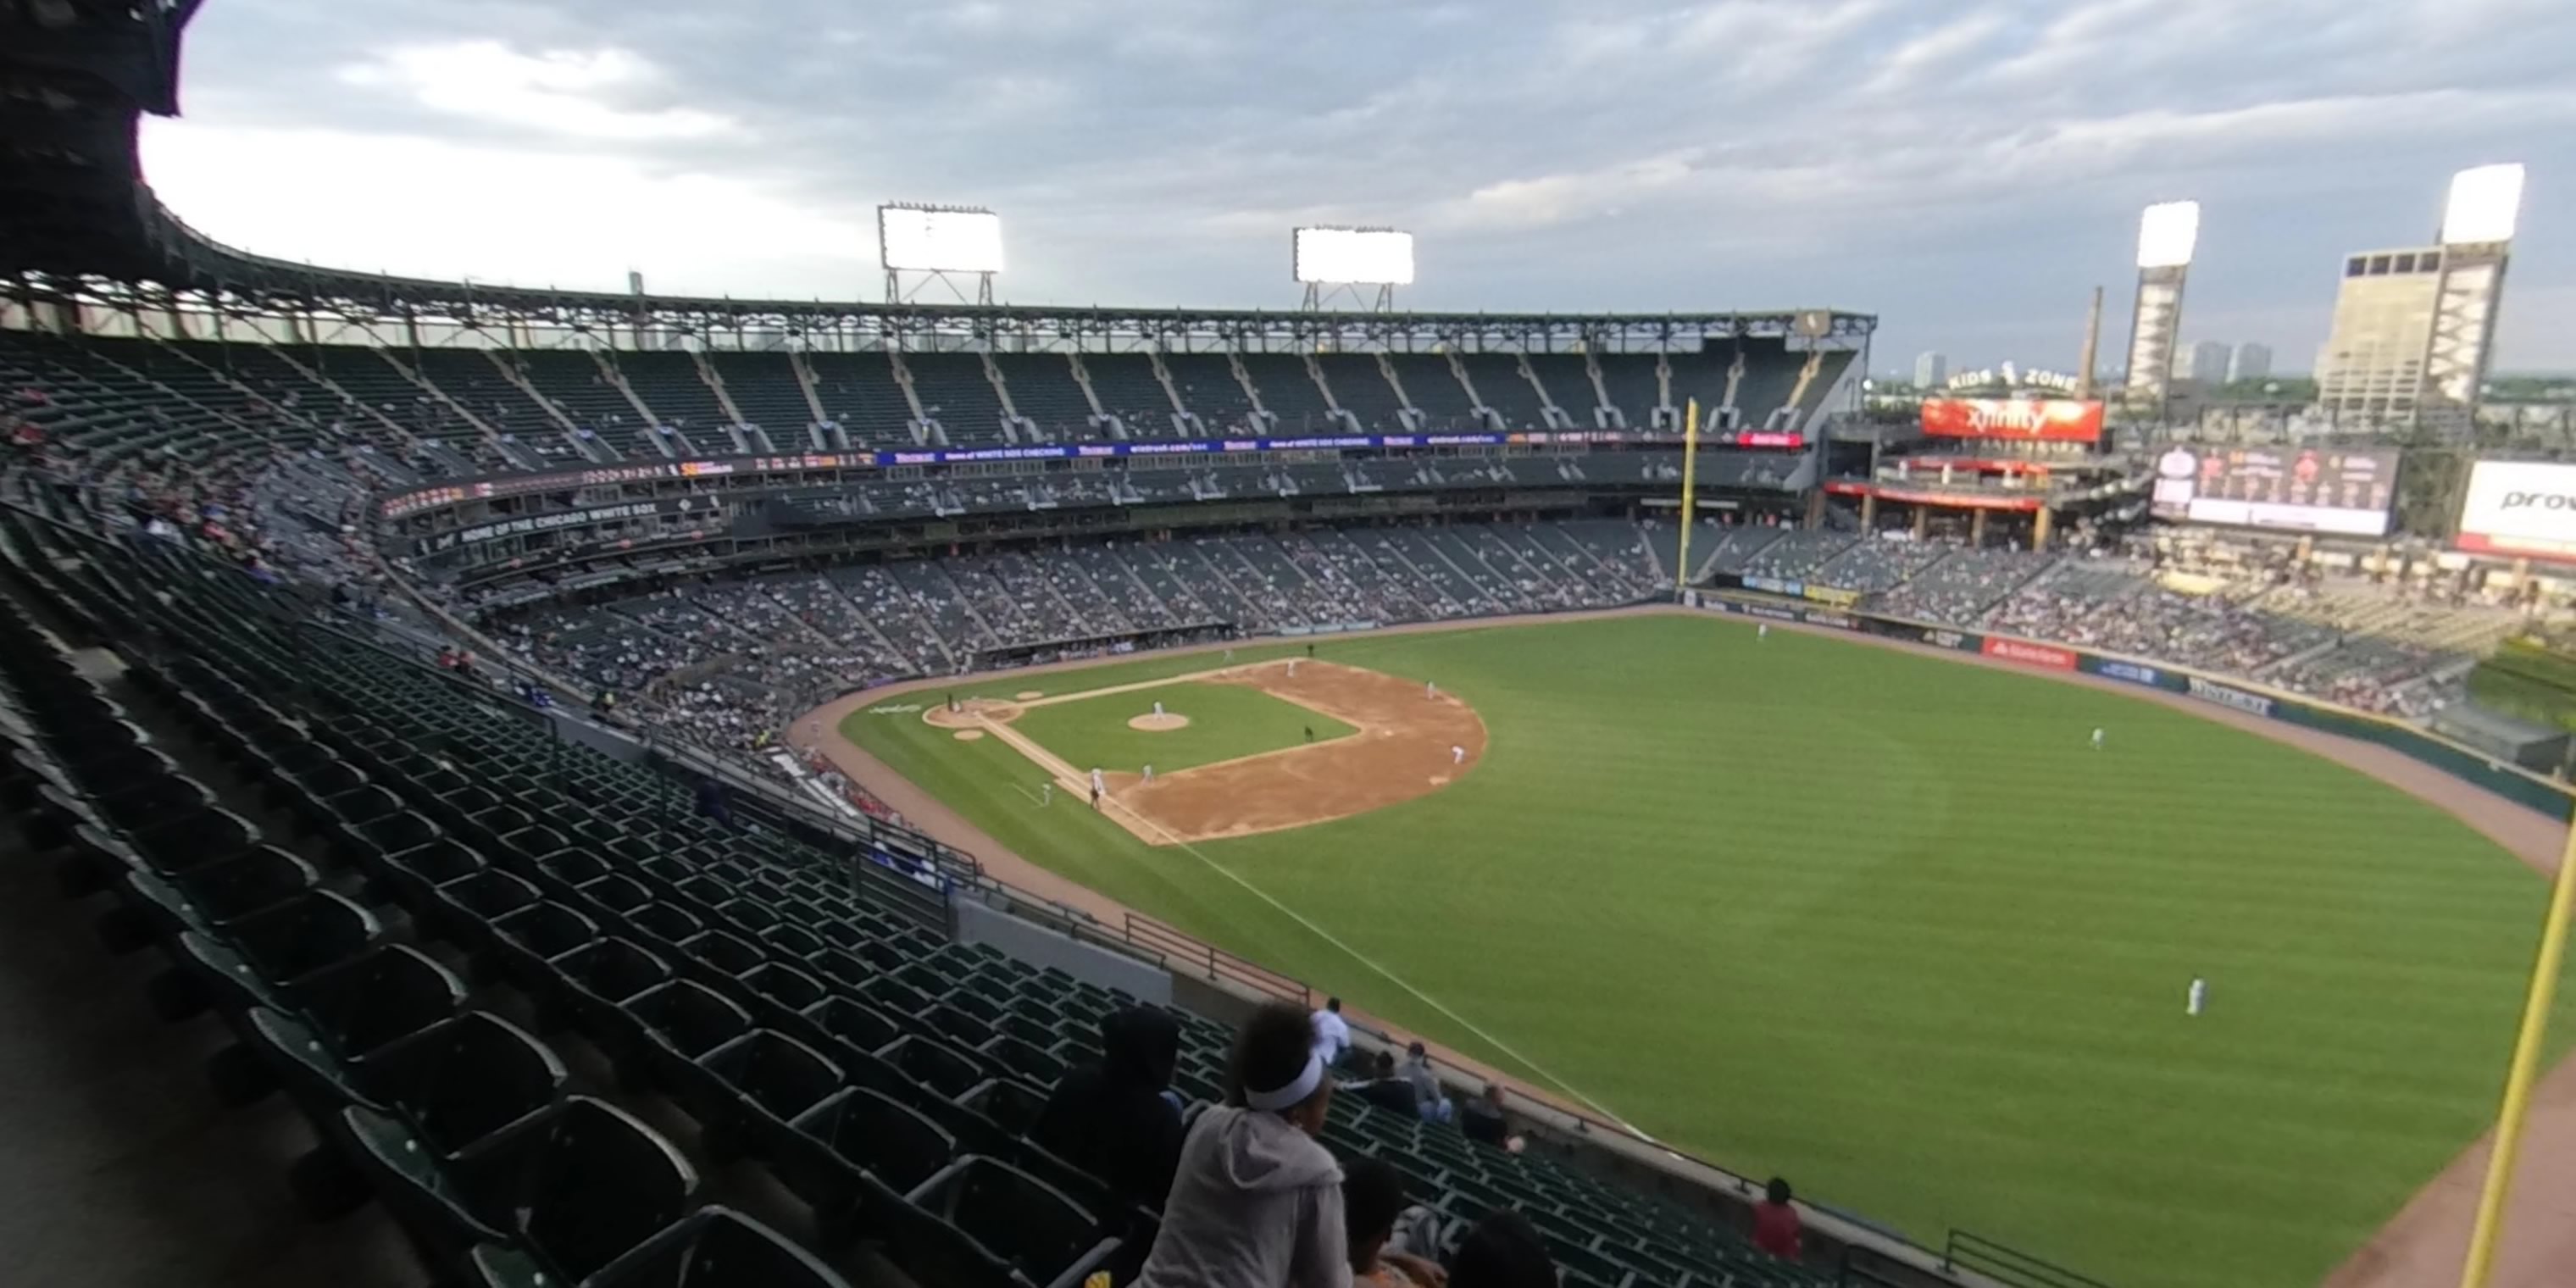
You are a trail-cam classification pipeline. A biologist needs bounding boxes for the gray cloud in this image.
[160,0,2575,369]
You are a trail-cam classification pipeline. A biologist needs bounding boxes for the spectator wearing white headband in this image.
[1136,1001,1350,1288]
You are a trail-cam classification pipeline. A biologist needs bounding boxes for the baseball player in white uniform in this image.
[1425,680,1437,700]
[1090,767,1105,809]
[2091,727,2106,752]
[1040,781,1052,806]
[2187,978,2208,1016]
[1758,624,1768,640]
[1142,763,1154,783]
[1451,745,1466,765]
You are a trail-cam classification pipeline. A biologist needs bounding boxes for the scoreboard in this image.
[2151,447,2399,536]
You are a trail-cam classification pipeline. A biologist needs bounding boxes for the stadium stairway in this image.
[0,497,1851,1288]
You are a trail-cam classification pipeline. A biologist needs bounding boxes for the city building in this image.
[1913,351,1946,388]
[2183,341,2230,384]
[2228,342,2273,384]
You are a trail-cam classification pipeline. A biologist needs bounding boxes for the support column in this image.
[1970,509,1989,546]
[2034,507,2053,549]
[1911,508,1929,540]
[1859,494,1878,529]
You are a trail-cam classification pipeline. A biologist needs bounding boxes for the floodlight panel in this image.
[1293,227,1416,285]
[878,205,1005,274]
[2442,164,2525,244]
[2135,201,2200,269]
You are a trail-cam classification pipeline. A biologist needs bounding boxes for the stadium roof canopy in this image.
[0,4,1874,347]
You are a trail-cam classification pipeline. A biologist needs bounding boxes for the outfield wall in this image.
[1686,591,2576,822]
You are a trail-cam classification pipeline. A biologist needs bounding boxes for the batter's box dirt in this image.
[956,659,1485,846]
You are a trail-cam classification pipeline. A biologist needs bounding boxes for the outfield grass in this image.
[1008,680,1355,775]
[843,615,2576,1288]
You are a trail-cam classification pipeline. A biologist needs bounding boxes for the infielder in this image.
[1090,766,1105,810]
[1451,744,1466,765]
[1287,658,1298,678]
[1152,700,1165,718]
[2187,977,2208,1016]
[2091,726,2106,752]
[1143,763,1155,783]
[1425,680,1437,700]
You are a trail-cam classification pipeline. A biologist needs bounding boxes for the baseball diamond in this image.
[819,612,2576,1288]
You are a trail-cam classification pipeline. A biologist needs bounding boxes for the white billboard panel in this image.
[2441,164,2525,245]
[2135,201,2201,269]
[878,205,1004,274]
[1294,227,1415,285]
[2458,459,2576,560]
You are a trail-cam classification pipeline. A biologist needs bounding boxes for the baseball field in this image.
[830,612,2575,1288]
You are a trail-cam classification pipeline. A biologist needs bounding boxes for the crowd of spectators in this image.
[1808,536,1952,593]
[1029,997,1812,1288]
[1867,545,2060,625]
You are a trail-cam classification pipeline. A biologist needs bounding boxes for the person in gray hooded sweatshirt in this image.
[1135,1001,1349,1288]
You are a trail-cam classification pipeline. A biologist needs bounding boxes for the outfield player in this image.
[2091,726,2106,752]
[1041,781,1052,807]
[2187,977,2207,1016]
[1757,624,1768,641]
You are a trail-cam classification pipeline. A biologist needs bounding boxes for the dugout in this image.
[2429,702,2568,775]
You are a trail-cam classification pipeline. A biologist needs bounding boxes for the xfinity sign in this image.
[2458,461,2576,562]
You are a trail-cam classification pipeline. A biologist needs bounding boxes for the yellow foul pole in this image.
[2458,821,2576,1288]
[1675,397,1699,598]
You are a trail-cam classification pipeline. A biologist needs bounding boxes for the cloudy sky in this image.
[140,0,2576,373]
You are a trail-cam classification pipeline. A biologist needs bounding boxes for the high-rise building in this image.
[1913,351,1946,388]
[2184,341,2230,384]
[2228,342,2273,384]
[2315,247,2444,425]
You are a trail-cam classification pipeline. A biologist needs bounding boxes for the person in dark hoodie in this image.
[1135,1001,1348,1288]
[1029,1006,1185,1210]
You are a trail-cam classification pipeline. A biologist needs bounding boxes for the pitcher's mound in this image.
[1129,713,1191,732]
[952,729,985,741]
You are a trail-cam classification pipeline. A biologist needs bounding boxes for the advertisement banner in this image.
[1742,575,1804,597]
[2185,675,2276,717]
[2150,447,2397,537]
[2094,660,2168,689]
[2457,460,2576,561]
[1918,397,2105,444]
[1980,637,2076,669]
[1802,585,1863,608]
[1917,626,1981,652]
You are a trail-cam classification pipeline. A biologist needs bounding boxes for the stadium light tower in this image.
[2121,200,2199,422]
[1294,226,1414,311]
[2417,163,2524,436]
[879,203,1004,305]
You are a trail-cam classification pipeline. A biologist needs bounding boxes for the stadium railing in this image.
[1942,1230,2115,1288]
[1123,912,1310,1005]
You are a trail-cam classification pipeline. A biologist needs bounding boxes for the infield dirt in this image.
[924,658,1485,845]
